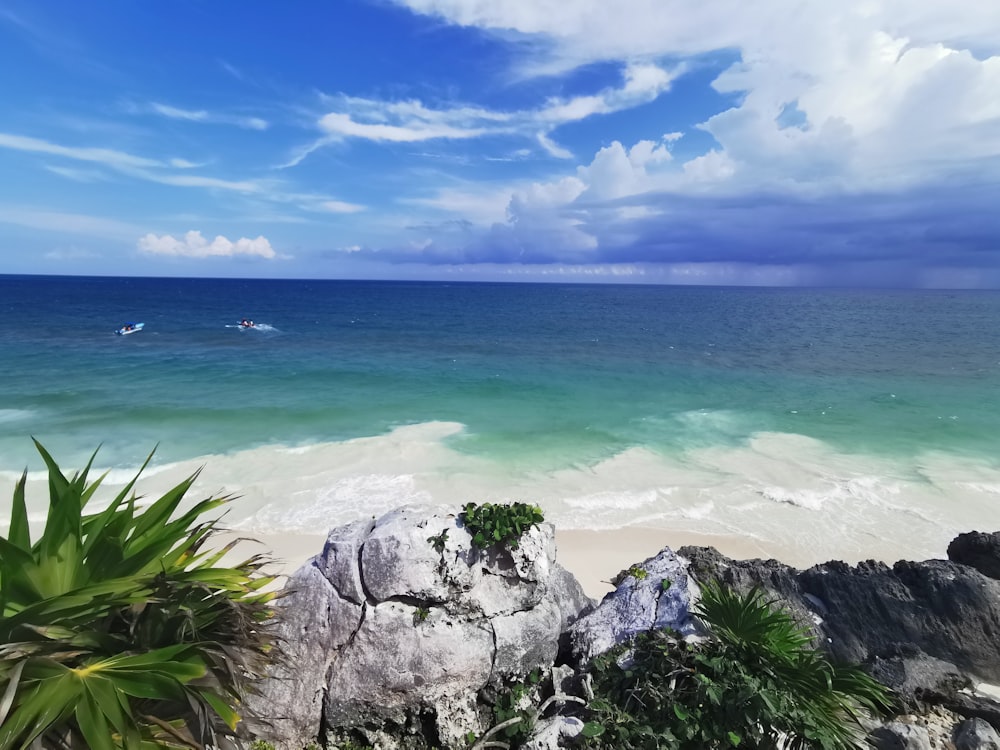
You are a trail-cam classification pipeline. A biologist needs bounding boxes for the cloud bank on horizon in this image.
[0,0,998,286]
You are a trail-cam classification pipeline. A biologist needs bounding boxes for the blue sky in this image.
[1,0,999,286]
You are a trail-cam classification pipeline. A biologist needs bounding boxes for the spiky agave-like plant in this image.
[585,582,894,749]
[0,441,279,750]
[694,582,894,749]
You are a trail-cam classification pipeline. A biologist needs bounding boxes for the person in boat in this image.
[122,323,133,332]
[240,318,254,328]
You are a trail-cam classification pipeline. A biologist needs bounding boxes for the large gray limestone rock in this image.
[249,505,593,750]
[567,546,699,665]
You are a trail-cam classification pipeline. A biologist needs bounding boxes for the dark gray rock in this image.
[680,546,1000,683]
[867,722,931,750]
[865,646,971,710]
[938,692,1000,734]
[949,532,1000,580]
[953,717,1000,750]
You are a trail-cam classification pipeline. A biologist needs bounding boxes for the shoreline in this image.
[240,524,887,600]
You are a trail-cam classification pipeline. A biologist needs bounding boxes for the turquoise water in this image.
[2,275,999,562]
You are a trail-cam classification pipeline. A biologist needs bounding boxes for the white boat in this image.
[115,322,144,336]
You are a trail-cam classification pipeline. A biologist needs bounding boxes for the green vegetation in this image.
[426,528,449,554]
[0,442,278,750]
[467,668,586,750]
[626,564,649,581]
[584,583,893,750]
[413,605,431,625]
[460,502,544,551]
[610,563,651,587]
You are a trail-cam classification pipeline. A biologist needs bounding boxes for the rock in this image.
[243,561,363,748]
[251,504,594,750]
[567,547,698,665]
[868,721,932,750]
[317,518,375,604]
[323,600,494,745]
[866,645,972,709]
[949,532,1000,580]
[680,546,1000,684]
[521,716,585,750]
[953,718,1000,750]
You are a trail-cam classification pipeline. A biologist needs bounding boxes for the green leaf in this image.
[728,731,742,746]
[1,442,281,750]
[581,721,605,738]
[75,691,116,750]
[7,470,30,550]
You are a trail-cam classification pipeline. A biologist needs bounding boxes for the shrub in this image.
[460,502,544,550]
[0,441,279,750]
[585,582,893,749]
[610,564,649,585]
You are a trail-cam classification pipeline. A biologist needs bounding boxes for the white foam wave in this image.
[242,474,431,533]
[2,422,998,571]
[0,409,35,424]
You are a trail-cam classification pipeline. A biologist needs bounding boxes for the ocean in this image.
[2,274,999,565]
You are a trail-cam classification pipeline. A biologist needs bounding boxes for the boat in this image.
[115,322,144,336]
[238,318,256,329]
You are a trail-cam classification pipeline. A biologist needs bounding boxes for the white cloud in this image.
[320,112,486,142]
[169,158,205,169]
[390,0,1000,192]
[537,132,573,159]
[404,183,518,224]
[137,231,278,259]
[318,200,366,213]
[44,246,100,261]
[0,132,162,169]
[150,102,269,130]
[43,164,106,182]
[295,62,677,160]
[0,131,268,193]
[0,206,143,239]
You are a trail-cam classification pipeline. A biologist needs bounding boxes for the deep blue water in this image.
[1,274,999,473]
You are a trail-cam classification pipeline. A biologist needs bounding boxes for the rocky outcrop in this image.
[248,505,593,750]
[250,517,1000,748]
[680,546,1000,684]
[949,532,1000,580]
[567,547,700,666]
[953,718,1000,750]
[868,721,932,750]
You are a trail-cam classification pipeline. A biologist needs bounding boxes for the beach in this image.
[245,526,813,600]
[6,434,998,600]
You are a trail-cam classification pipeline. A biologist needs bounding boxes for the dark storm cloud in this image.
[347,178,1000,286]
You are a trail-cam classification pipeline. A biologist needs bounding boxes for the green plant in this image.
[467,668,586,750]
[427,528,449,554]
[584,582,893,749]
[628,565,649,581]
[413,606,431,625]
[460,502,544,550]
[0,441,279,750]
[610,564,651,587]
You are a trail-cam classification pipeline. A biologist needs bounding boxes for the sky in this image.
[1,1,999,287]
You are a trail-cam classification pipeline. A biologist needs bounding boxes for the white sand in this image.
[236,525,840,601]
